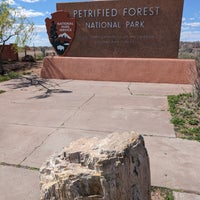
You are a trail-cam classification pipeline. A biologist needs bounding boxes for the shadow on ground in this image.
[3,75,72,99]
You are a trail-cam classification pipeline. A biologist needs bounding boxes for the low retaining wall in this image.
[41,57,196,84]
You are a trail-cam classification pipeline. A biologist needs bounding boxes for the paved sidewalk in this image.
[0,77,200,200]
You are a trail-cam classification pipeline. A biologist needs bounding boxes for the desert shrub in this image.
[178,52,196,59]
[7,71,19,79]
[194,58,200,106]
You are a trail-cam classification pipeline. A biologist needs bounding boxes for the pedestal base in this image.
[41,57,196,84]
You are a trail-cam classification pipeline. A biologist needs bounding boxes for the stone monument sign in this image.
[42,0,196,84]
[51,0,184,58]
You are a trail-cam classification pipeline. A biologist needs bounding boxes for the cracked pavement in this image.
[0,77,200,200]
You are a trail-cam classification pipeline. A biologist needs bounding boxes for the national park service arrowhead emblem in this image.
[45,11,76,56]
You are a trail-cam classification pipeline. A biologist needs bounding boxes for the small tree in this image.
[0,0,34,75]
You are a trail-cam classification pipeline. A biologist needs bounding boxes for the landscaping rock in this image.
[40,131,151,200]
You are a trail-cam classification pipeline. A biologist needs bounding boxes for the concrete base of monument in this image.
[41,57,196,84]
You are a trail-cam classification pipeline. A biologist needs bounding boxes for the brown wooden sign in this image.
[55,0,184,58]
[45,11,76,56]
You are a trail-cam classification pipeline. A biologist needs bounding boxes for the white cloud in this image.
[180,31,200,41]
[31,33,51,46]
[181,26,190,31]
[21,0,40,3]
[35,25,46,33]
[181,18,200,39]
[26,24,51,46]
[17,6,45,17]
[6,0,16,4]
[183,22,200,27]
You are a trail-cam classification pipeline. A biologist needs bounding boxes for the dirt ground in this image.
[151,189,166,200]
[22,61,42,76]
[3,61,42,76]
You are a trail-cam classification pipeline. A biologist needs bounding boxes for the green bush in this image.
[7,71,19,79]
[0,75,10,82]
[188,119,199,125]
[171,117,186,126]
[0,71,20,82]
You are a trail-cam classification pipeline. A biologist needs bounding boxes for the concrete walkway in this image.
[0,77,200,200]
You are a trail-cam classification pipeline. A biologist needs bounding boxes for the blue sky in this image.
[7,0,200,46]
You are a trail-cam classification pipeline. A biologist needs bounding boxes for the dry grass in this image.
[151,187,174,200]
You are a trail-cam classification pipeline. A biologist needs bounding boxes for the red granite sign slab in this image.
[55,0,184,58]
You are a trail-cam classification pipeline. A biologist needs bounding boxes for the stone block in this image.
[40,131,151,200]
[41,57,196,84]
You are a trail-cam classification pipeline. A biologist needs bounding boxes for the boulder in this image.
[40,131,151,200]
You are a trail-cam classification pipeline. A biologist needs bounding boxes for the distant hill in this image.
[179,41,200,59]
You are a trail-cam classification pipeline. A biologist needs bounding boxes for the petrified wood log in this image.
[40,131,151,200]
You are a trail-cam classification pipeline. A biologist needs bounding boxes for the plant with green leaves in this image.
[0,0,34,75]
[0,71,19,82]
[151,186,174,200]
[168,93,200,142]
